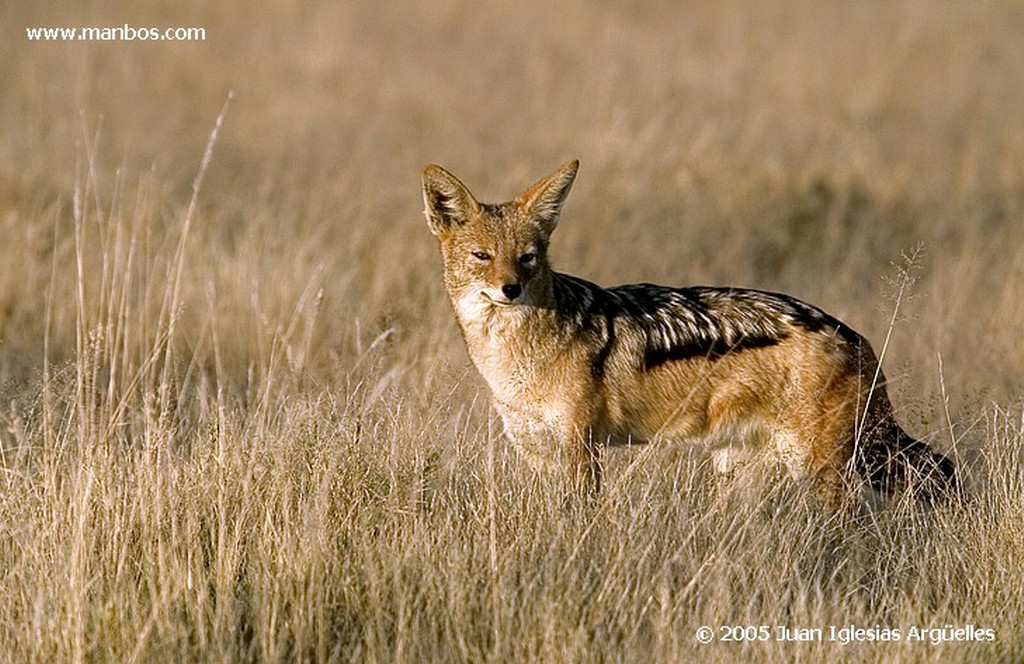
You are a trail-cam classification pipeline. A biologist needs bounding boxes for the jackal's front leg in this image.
[497,399,603,495]
[567,428,603,496]
[560,403,603,497]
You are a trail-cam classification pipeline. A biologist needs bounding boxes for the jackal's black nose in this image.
[501,283,522,300]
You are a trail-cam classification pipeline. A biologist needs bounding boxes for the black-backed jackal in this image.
[422,159,956,504]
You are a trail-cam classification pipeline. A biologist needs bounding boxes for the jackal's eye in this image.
[519,252,537,266]
[471,250,492,261]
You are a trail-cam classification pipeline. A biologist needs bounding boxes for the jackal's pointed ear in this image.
[516,159,579,234]
[422,164,480,237]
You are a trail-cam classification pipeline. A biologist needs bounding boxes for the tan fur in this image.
[422,160,956,504]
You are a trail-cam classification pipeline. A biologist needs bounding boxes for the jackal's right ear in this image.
[422,165,480,237]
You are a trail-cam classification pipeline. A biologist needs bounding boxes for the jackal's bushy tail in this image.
[856,422,958,504]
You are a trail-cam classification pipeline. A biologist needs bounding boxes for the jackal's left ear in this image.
[516,159,579,234]
[422,164,481,237]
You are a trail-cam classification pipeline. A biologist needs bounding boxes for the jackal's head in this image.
[422,159,578,317]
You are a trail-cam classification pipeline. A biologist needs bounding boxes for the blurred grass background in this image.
[4,0,1023,403]
[1,1,1023,661]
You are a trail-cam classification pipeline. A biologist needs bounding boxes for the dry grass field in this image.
[2,1,1024,661]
